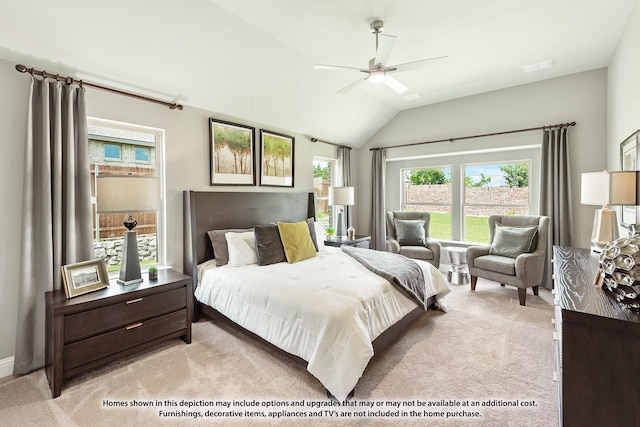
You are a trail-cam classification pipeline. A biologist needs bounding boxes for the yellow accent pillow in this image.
[277,221,317,264]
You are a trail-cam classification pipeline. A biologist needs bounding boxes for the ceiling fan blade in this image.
[373,34,396,67]
[336,76,368,94]
[314,64,367,72]
[390,55,449,73]
[383,74,408,94]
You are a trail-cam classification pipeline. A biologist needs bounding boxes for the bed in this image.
[183,191,450,401]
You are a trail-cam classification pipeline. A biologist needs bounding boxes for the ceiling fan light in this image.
[369,70,385,83]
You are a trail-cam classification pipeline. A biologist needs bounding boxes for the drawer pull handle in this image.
[126,322,143,330]
[126,298,143,304]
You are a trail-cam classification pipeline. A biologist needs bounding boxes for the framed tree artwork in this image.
[620,129,640,228]
[260,129,295,187]
[209,118,256,186]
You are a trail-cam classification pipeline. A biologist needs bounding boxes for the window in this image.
[395,147,538,244]
[104,144,121,159]
[313,158,335,230]
[135,147,150,162]
[89,118,164,273]
[463,162,530,243]
[401,167,452,240]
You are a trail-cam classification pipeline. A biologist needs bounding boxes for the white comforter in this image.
[194,246,450,401]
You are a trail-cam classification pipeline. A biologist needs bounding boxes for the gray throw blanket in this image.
[341,246,428,310]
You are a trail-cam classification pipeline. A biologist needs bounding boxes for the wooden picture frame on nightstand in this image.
[61,258,109,298]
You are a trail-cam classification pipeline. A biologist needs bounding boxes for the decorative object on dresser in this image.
[596,236,640,312]
[328,186,354,238]
[553,246,640,427]
[61,258,110,298]
[96,175,160,285]
[148,266,158,280]
[580,170,638,251]
[45,268,192,398]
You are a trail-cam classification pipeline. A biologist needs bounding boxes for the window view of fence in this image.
[401,162,530,243]
[463,162,530,242]
[313,159,334,231]
[89,121,161,271]
[402,167,452,240]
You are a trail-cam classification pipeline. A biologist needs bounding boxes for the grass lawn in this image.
[429,212,490,243]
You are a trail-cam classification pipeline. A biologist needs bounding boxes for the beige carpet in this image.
[0,279,557,427]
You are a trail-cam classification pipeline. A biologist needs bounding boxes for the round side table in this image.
[446,247,469,285]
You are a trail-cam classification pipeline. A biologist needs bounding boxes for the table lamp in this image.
[328,186,354,239]
[581,171,637,251]
[97,175,160,285]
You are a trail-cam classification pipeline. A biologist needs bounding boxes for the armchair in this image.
[386,211,441,268]
[466,215,549,306]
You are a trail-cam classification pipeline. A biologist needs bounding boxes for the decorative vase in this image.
[149,270,158,281]
[598,235,640,312]
[347,226,355,240]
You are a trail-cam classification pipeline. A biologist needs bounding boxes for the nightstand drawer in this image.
[64,309,187,371]
[64,287,186,343]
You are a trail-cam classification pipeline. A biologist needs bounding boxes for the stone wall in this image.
[404,183,529,215]
[93,233,157,268]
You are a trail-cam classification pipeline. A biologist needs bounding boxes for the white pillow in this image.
[314,222,326,250]
[225,231,258,266]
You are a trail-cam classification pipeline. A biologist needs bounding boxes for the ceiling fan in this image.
[314,19,448,94]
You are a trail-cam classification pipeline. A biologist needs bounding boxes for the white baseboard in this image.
[0,356,14,379]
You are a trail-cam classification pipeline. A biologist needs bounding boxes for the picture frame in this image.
[209,118,256,186]
[61,258,110,298]
[260,129,295,187]
[620,129,640,228]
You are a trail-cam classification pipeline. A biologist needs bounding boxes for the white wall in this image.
[0,56,350,363]
[608,2,640,170]
[356,69,608,250]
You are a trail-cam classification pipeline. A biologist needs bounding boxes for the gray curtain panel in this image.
[337,146,352,228]
[540,126,573,289]
[13,77,93,375]
[370,148,387,250]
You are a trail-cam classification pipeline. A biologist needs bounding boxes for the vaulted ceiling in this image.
[1,0,637,147]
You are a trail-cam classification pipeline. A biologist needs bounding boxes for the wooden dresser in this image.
[45,269,192,398]
[552,246,640,427]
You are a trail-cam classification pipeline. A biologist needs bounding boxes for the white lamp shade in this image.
[97,175,160,213]
[328,186,354,206]
[581,171,638,206]
[610,171,639,205]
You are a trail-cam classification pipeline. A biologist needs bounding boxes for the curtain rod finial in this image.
[15,64,28,73]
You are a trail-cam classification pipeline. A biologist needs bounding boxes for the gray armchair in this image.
[386,211,441,268]
[466,215,549,306]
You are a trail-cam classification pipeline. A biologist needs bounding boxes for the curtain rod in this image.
[15,64,183,110]
[310,136,351,150]
[369,121,576,151]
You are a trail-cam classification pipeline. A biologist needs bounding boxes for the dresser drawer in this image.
[64,287,186,343]
[64,309,187,371]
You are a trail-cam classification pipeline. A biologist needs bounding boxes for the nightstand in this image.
[324,235,371,249]
[45,268,192,398]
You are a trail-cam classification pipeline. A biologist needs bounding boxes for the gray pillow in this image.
[394,219,426,246]
[489,222,538,258]
[306,217,319,252]
[254,224,286,266]
[207,228,252,266]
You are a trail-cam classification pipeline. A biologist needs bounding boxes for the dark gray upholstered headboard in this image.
[183,191,316,284]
